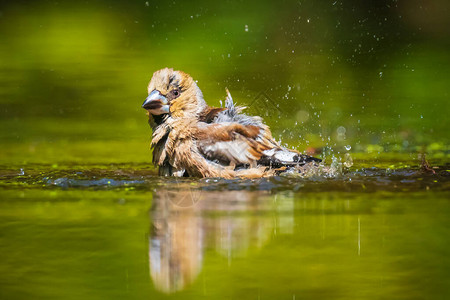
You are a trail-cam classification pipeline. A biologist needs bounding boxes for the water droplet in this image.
[345,145,352,151]
[244,24,248,32]
[344,153,353,168]
[337,126,346,135]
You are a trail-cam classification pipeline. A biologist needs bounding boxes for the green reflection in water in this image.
[0,186,449,299]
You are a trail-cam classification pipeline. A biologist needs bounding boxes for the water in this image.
[0,0,449,299]
[0,163,449,299]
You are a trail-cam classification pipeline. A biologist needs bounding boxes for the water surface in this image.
[0,163,449,299]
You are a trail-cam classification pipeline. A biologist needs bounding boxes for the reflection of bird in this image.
[142,68,321,178]
[149,187,274,293]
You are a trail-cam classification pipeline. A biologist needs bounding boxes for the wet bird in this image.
[142,68,321,178]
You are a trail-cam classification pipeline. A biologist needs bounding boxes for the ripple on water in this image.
[0,163,448,193]
[46,177,146,188]
[1,164,446,193]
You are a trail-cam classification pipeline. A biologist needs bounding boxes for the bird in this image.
[142,68,321,179]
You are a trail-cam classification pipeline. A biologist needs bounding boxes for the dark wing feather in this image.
[257,148,321,168]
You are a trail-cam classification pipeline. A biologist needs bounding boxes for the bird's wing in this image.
[195,89,321,168]
[195,122,321,168]
[195,122,276,166]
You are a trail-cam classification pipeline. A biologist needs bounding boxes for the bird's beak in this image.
[142,90,170,115]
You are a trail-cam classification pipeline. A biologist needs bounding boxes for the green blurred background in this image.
[0,0,449,165]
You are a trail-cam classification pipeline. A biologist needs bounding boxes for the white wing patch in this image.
[273,149,297,163]
[200,140,257,164]
[262,148,301,164]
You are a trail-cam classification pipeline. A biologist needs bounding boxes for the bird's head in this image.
[142,68,207,119]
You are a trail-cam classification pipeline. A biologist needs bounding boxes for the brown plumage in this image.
[142,68,321,179]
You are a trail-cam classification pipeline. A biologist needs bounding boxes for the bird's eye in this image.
[170,89,181,100]
[167,88,181,101]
